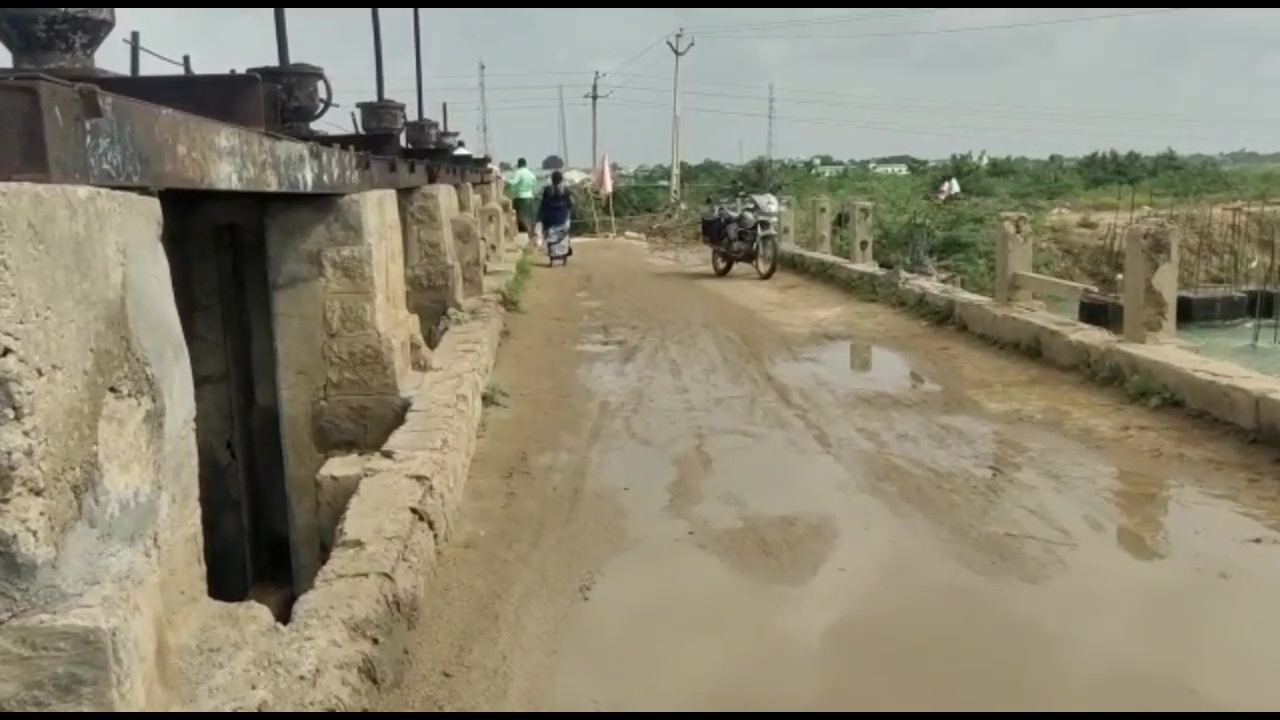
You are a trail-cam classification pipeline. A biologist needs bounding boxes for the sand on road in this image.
[376,238,1280,712]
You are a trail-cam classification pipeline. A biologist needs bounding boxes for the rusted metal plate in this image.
[0,71,271,128]
[0,78,440,193]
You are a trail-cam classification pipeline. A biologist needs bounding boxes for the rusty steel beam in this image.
[0,77,495,193]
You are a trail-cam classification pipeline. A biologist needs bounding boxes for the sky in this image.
[6,8,1280,167]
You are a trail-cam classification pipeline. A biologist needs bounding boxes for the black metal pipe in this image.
[129,30,141,76]
[182,54,192,75]
[371,8,385,102]
[412,8,424,121]
[273,8,291,66]
[441,101,448,132]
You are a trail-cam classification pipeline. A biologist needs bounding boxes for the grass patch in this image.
[500,253,533,312]
[481,382,509,408]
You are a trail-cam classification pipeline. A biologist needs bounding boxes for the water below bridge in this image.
[378,239,1280,712]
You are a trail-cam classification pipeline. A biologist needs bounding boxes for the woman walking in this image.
[538,170,574,267]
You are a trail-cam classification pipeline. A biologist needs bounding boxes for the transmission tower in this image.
[478,59,491,156]
[557,84,570,166]
[766,83,776,161]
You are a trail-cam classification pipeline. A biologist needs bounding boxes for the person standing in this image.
[505,158,539,244]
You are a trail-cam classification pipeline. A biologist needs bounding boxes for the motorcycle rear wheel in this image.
[755,236,779,280]
[711,250,734,277]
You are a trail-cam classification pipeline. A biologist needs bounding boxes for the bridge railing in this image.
[996,212,1178,344]
[783,198,1178,345]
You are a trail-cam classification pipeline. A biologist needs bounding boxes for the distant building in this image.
[813,164,849,178]
[869,162,910,176]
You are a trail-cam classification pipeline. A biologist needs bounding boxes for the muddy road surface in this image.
[377,239,1280,712]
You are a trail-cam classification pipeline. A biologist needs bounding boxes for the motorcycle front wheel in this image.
[754,236,779,280]
[711,250,734,277]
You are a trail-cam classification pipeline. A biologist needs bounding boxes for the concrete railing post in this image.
[849,201,874,265]
[811,196,832,254]
[994,212,1032,304]
[1123,220,1179,343]
[779,206,796,246]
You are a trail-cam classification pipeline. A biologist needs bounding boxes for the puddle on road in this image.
[773,340,940,394]
[557,322,1280,711]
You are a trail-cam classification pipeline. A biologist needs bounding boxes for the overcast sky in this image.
[11,8,1280,166]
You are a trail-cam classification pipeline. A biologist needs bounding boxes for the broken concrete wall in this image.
[398,185,463,346]
[0,183,202,711]
[263,190,427,590]
[451,214,488,298]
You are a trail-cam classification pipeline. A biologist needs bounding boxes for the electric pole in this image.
[584,70,611,170]
[666,28,694,203]
[767,83,777,161]
[478,58,491,156]
[557,84,570,167]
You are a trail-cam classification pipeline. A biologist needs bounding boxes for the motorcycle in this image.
[699,192,781,280]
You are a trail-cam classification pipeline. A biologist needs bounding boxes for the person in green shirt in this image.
[505,158,539,243]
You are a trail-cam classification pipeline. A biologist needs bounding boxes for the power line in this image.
[687,8,948,35]
[698,8,1189,40]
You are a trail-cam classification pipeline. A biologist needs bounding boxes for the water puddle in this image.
[773,340,940,394]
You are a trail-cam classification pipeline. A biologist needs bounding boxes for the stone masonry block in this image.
[457,183,475,215]
[324,334,401,397]
[477,203,505,256]
[314,395,409,453]
[450,215,486,298]
[323,296,377,336]
[320,245,376,295]
[0,615,115,711]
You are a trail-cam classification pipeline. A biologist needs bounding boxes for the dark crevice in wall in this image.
[160,191,295,622]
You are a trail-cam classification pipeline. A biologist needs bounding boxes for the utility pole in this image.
[666,28,694,203]
[767,83,777,161]
[557,84,570,167]
[478,59,491,156]
[584,70,611,170]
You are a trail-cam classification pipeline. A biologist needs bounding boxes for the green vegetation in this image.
[584,150,1280,292]
[481,382,508,408]
[500,252,532,312]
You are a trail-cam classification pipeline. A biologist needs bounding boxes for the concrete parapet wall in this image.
[0,183,203,710]
[779,244,1280,445]
[176,245,527,712]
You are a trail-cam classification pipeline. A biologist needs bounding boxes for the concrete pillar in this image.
[477,202,507,258]
[1123,220,1179,343]
[810,196,832,254]
[995,212,1033,304]
[0,183,202,711]
[264,190,426,589]
[450,214,487,298]
[457,182,476,216]
[779,206,796,246]
[398,185,464,343]
[849,201,875,264]
[477,182,496,205]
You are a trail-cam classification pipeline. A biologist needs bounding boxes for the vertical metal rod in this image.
[273,8,291,66]
[129,31,141,76]
[371,8,386,102]
[412,8,425,121]
[442,102,449,132]
[182,54,193,75]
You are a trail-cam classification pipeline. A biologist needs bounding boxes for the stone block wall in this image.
[0,183,203,711]
[263,190,426,589]
[398,185,464,343]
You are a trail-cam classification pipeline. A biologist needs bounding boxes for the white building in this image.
[869,162,910,176]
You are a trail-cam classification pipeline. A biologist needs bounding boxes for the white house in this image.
[869,162,910,176]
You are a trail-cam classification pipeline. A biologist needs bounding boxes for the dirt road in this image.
[377,238,1280,712]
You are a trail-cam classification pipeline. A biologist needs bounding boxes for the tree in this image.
[541,155,565,170]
